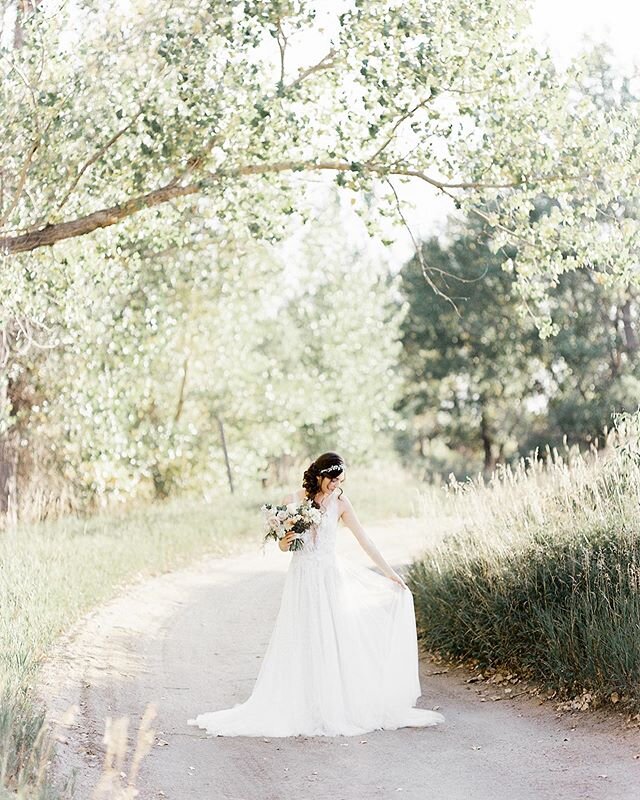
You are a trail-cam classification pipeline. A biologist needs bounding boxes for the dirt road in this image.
[39,519,640,800]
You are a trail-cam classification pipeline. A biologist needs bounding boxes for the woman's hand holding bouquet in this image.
[261,499,322,551]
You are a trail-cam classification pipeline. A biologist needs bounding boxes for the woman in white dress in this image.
[188,452,444,737]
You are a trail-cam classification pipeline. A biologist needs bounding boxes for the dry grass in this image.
[409,414,640,711]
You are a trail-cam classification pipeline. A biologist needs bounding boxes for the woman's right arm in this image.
[339,495,408,588]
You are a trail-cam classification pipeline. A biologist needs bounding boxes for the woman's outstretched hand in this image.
[278,531,296,552]
[387,572,409,590]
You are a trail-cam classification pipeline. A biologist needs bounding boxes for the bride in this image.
[187,452,445,737]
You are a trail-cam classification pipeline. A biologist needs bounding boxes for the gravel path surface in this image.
[39,519,640,800]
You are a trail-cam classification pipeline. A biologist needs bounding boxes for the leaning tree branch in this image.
[0,181,201,253]
[0,159,589,255]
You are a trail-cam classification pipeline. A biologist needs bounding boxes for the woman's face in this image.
[321,472,345,493]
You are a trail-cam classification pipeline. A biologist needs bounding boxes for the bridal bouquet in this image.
[261,498,322,551]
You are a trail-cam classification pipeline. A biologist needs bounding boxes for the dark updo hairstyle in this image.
[302,452,346,504]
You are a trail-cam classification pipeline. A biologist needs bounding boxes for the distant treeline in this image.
[396,213,640,480]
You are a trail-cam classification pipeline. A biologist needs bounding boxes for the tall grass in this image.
[408,415,640,708]
[0,493,264,798]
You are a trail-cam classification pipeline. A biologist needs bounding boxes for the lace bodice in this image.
[291,490,339,561]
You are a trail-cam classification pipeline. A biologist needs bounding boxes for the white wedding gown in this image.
[187,491,445,737]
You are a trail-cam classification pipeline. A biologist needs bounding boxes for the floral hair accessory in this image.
[318,463,345,474]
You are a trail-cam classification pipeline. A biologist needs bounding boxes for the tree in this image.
[278,190,405,463]
[2,3,639,509]
[1,0,636,307]
[7,190,404,512]
[398,219,544,476]
[536,271,640,451]
[398,221,640,478]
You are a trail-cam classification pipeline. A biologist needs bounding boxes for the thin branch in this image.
[0,315,58,367]
[391,167,590,191]
[401,170,544,252]
[54,108,144,215]
[284,48,337,91]
[173,355,189,423]
[0,82,86,227]
[364,96,434,166]
[1,56,41,126]
[162,62,230,189]
[465,202,541,250]
[275,18,287,87]
[165,133,223,190]
[423,262,489,285]
[384,177,461,315]
[0,138,40,227]
[0,46,51,224]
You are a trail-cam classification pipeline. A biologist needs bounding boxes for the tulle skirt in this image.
[187,554,444,737]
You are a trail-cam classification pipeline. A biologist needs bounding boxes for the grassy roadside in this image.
[1,494,263,798]
[408,420,640,716]
[0,463,423,798]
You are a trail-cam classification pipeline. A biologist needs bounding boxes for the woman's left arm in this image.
[339,495,408,589]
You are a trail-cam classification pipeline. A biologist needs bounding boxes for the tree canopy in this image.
[2,1,637,319]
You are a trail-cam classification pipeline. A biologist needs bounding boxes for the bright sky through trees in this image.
[531,0,639,71]
[386,0,640,260]
[274,0,640,275]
